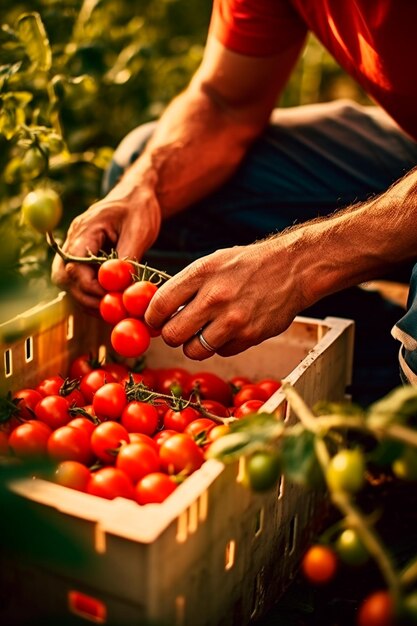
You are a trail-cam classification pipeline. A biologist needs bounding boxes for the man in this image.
[52,0,417,404]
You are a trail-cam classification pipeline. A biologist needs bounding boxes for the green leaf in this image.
[206,431,256,463]
[367,385,417,429]
[16,13,52,72]
[0,62,22,90]
[281,431,324,488]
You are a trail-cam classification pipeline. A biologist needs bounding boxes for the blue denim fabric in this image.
[103,100,417,404]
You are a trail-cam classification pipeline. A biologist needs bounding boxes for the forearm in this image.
[287,168,417,308]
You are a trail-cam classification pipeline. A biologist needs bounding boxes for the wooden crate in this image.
[0,292,354,626]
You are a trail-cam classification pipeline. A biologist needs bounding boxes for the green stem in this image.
[400,555,417,588]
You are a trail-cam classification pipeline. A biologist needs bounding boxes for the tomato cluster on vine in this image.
[97,258,160,359]
[1,354,281,506]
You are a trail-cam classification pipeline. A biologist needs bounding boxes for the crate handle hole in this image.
[250,571,262,618]
[4,349,12,378]
[175,595,186,626]
[287,515,298,555]
[98,344,107,363]
[68,590,107,623]
[225,539,236,571]
[25,336,33,363]
[278,475,285,500]
[255,508,264,537]
[176,511,188,543]
[66,314,74,340]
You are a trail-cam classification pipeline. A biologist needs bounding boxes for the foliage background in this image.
[0,0,367,319]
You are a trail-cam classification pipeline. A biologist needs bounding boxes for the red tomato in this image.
[111,318,150,358]
[48,426,92,464]
[122,280,158,318]
[123,369,156,390]
[87,467,135,500]
[90,421,130,464]
[128,432,159,451]
[233,384,269,407]
[159,433,204,475]
[163,406,201,432]
[184,418,216,441]
[233,399,265,418]
[35,395,71,430]
[228,375,252,392]
[116,442,160,483]
[9,421,52,458]
[67,417,96,438]
[121,401,159,435]
[12,388,43,419]
[206,424,230,443]
[36,375,65,397]
[256,378,282,398]
[136,472,177,504]
[357,590,395,626]
[102,362,129,382]
[92,382,127,421]
[153,429,178,449]
[62,388,86,408]
[155,367,190,396]
[80,369,116,403]
[200,399,230,417]
[68,354,98,380]
[99,292,128,325]
[55,460,91,492]
[186,372,232,406]
[97,259,134,292]
[301,545,338,585]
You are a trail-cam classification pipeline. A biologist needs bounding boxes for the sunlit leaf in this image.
[16,13,52,72]
[367,386,417,429]
[282,431,324,488]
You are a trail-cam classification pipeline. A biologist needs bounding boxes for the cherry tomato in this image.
[102,362,129,382]
[48,426,92,464]
[233,399,264,418]
[35,395,71,430]
[121,401,159,436]
[256,378,282,398]
[9,420,52,458]
[392,447,417,481]
[80,369,116,403]
[233,384,269,407]
[12,388,43,419]
[36,375,65,397]
[155,367,190,396]
[136,472,177,504]
[357,590,395,626]
[128,432,159,451]
[99,292,128,325]
[87,467,135,500]
[67,417,96,438]
[186,372,232,406]
[159,433,204,475]
[335,529,369,566]
[90,421,130,464]
[207,424,230,443]
[244,450,281,492]
[68,354,98,380]
[184,418,216,441]
[153,429,178,449]
[228,375,252,392]
[92,382,127,421]
[123,369,157,390]
[116,442,160,483]
[55,460,91,492]
[111,318,150,358]
[97,259,134,292]
[122,280,158,318]
[21,188,63,233]
[200,399,230,417]
[326,449,365,494]
[301,545,338,585]
[163,406,201,432]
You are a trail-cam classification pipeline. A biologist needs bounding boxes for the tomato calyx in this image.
[0,393,27,423]
[68,405,101,425]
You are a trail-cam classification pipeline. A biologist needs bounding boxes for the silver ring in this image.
[197,330,216,353]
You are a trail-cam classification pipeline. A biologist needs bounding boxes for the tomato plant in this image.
[97,259,134,292]
[111,318,150,358]
[136,472,177,505]
[21,188,63,234]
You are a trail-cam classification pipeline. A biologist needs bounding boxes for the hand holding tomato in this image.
[145,240,303,360]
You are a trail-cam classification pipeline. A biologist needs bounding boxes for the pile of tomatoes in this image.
[1,354,281,506]
[97,258,161,358]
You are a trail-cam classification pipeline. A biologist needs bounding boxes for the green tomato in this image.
[392,447,417,481]
[21,188,63,233]
[326,448,365,494]
[20,147,46,180]
[335,528,369,566]
[244,450,281,492]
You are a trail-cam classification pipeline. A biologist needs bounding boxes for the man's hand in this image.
[51,177,161,313]
[145,238,306,360]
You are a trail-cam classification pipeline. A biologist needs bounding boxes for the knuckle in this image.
[161,324,182,348]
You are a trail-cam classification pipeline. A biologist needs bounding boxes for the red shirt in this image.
[210,0,417,141]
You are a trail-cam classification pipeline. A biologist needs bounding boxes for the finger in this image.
[145,270,200,328]
[66,286,103,314]
[182,316,235,360]
[159,299,210,348]
[65,263,104,298]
